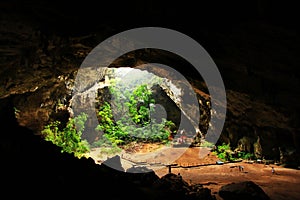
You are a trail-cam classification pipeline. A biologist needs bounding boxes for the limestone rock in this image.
[219,181,270,200]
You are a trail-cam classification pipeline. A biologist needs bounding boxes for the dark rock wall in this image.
[1,97,217,199]
[1,0,299,189]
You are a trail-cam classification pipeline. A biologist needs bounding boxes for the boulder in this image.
[219,181,270,200]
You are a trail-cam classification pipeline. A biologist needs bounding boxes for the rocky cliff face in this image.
[1,0,299,171]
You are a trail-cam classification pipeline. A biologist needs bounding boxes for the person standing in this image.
[271,167,275,175]
[180,129,187,144]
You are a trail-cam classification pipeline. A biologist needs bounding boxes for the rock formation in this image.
[1,0,299,198]
[219,181,270,200]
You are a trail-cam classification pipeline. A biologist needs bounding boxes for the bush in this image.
[213,143,234,162]
[213,143,256,162]
[237,151,255,160]
[94,83,175,148]
[41,112,90,158]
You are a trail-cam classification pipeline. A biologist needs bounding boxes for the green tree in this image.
[126,84,155,125]
[94,83,175,148]
[41,112,90,158]
[95,102,126,145]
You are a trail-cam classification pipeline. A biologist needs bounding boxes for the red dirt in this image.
[153,147,300,200]
[90,145,300,200]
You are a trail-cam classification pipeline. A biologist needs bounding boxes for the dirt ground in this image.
[90,145,300,200]
[155,147,300,200]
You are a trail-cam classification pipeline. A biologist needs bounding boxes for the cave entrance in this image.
[84,63,201,171]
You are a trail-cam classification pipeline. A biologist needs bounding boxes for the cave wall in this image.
[1,0,299,167]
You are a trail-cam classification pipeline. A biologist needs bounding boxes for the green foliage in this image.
[217,143,231,152]
[213,143,234,162]
[95,102,126,145]
[94,83,175,148]
[41,113,90,158]
[213,143,256,162]
[125,84,155,125]
[98,144,122,156]
[200,140,215,148]
[237,151,255,160]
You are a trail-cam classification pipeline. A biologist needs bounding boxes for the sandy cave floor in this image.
[89,144,300,200]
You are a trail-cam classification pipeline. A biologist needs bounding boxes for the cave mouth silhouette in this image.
[91,65,202,172]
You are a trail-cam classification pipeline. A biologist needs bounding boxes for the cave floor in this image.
[89,145,300,200]
[155,147,300,200]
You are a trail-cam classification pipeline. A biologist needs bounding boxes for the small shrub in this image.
[237,151,255,160]
[213,143,234,162]
[41,112,90,158]
[200,140,215,148]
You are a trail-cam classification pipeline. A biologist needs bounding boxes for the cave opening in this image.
[65,47,212,172]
